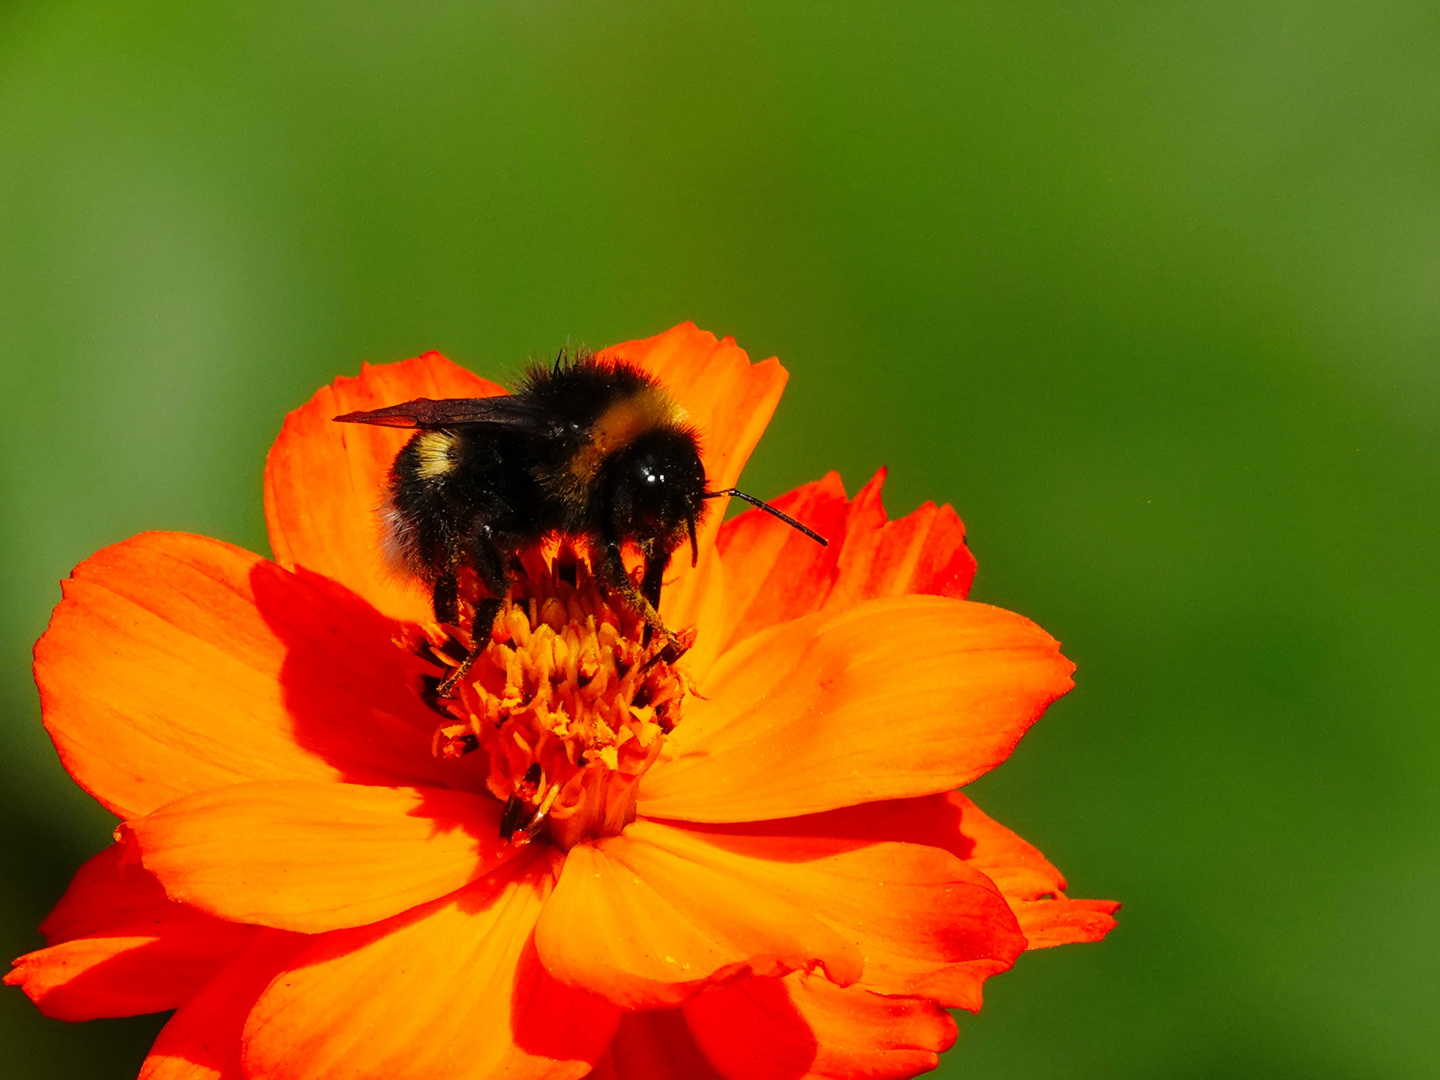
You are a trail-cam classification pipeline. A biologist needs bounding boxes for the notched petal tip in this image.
[1017,897,1122,950]
[713,466,980,654]
[6,841,254,1022]
[938,792,1120,951]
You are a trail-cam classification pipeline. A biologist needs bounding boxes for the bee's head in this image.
[604,427,707,558]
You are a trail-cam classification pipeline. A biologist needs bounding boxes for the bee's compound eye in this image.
[625,461,673,532]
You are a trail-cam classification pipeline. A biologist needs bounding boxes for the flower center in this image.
[420,550,692,851]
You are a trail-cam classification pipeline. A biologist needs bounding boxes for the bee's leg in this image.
[639,543,671,647]
[593,536,675,646]
[430,537,467,625]
[434,596,502,699]
[640,540,667,610]
[469,529,509,604]
[435,531,508,698]
[422,562,465,708]
[431,572,460,626]
[470,527,510,636]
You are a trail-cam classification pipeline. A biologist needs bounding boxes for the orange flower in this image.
[7,324,1118,1080]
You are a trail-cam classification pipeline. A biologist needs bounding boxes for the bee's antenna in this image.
[702,489,828,547]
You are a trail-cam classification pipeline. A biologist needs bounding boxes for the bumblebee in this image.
[335,349,824,692]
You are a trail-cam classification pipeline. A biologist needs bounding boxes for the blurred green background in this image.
[2,1,1438,1076]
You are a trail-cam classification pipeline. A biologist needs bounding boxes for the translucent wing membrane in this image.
[334,395,557,432]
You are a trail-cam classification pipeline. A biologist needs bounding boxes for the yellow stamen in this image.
[422,548,692,850]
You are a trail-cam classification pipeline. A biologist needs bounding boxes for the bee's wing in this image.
[333,395,555,433]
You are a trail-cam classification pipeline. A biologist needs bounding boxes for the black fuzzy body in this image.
[373,353,707,628]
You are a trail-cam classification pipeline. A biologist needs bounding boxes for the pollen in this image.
[421,549,693,851]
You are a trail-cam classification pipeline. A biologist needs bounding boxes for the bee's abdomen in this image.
[383,426,562,582]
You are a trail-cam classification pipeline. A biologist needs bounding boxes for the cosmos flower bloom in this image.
[7,324,1117,1080]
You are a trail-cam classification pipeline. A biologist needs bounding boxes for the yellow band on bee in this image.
[415,430,459,479]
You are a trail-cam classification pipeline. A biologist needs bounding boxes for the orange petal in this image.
[599,324,787,636]
[942,790,1071,899]
[264,352,504,623]
[132,781,516,933]
[35,531,443,819]
[1014,897,1121,949]
[38,840,217,944]
[684,973,957,1080]
[5,843,253,1020]
[750,792,1120,955]
[820,468,976,613]
[709,472,850,653]
[592,1009,726,1080]
[6,932,256,1023]
[640,595,1074,822]
[534,821,863,1009]
[624,819,1023,1010]
[713,469,977,654]
[942,792,1120,948]
[139,931,306,1080]
[720,791,1068,897]
[241,857,619,1080]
